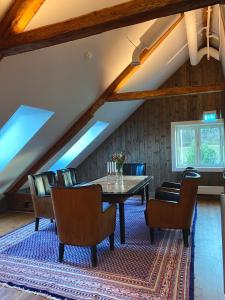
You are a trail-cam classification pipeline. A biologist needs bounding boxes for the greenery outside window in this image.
[171,119,224,172]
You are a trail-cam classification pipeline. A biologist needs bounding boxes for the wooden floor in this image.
[195,200,225,300]
[0,200,224,300]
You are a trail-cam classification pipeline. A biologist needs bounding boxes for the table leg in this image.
[145,184,150,226]
[119,203,125,244]
[145,183,149,202]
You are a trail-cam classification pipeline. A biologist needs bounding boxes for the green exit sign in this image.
[203,111,217,122]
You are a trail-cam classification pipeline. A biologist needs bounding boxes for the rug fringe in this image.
[0,282,61,300]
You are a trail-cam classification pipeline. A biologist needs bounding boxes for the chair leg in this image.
[150,228,154,244]
[59,243,64,262]
[141,193,144,205]
[182,229,189,247]
[91,245,97,267]
[144,209,148,226]
[35,218,39,231]
[109,233,114,251]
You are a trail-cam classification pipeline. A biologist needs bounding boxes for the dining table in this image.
[86,175,153,244]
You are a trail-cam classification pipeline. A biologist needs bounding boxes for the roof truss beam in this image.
[0,0,45,38]
[107,83,225,101]
[0,0,224,56]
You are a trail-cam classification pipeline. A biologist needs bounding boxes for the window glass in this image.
[200,126,221,166]
[171,120,224,171]
[176,127,196,167]
[0,105,54,172]
[50,121,109,172]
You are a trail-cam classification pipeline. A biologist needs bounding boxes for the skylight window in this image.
[0,105,54,172]
[50,121,109,172]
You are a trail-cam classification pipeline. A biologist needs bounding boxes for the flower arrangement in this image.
[111,151,126,173]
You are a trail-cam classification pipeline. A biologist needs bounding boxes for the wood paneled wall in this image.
[0,197,7,213]
[76,58,225,190]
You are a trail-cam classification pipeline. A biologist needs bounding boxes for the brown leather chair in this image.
[161,167,198,189]
[147,174,200,247]
[155,170,200,199]
[51,185,116,267]
[28,171,56,231]
[57,168,77,187]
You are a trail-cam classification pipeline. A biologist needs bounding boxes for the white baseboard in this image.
[198,186,224,195]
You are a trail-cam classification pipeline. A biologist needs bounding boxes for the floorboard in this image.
[0,200,224,299]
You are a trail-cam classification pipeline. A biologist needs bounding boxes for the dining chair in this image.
[146,174,200,247]
[155,169,200,197]
[123,163,147,204]
[28,171,56,231]
[57,168,77,187]
[51,184,116,267]
[161,167,198,189]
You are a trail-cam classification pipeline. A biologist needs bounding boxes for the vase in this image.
[116,163,123,179]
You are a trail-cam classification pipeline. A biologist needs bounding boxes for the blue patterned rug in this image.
[0,198,196,299]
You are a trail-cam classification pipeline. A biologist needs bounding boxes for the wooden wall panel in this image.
[0,197,8,213]
[76,58,225,191]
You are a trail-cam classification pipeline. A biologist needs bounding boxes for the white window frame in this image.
[171,119,224,172]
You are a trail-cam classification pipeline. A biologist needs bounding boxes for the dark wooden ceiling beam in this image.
[6,15,184,194]
[107,83,225,101]
[0,0,223,56]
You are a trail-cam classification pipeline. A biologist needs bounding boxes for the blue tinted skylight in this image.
[0,105,54,172]
[50,121,109,171]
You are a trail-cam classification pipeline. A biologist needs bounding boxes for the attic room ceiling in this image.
[0,1,225,195]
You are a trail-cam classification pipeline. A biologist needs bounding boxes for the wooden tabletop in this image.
[87,175,153,194]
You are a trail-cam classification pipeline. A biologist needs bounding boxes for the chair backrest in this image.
[182,167,199,178]
[179,174,200,227]
[28,172,55,219]
[28,171,56,197]
[51,185,104,246]
[57,168,77,187]
[123,163,146,176]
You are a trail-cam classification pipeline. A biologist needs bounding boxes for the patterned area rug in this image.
[0,198,195,300]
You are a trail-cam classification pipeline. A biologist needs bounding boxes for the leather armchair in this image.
[57,168,77,187]
[50,184,116,267]
[161,167,198,189]
[28,171,56,231]
[123,163,147,204]
[147,174,200,247]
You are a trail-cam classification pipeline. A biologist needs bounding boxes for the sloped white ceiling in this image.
[26,0,129,30]
[1,2,221,193]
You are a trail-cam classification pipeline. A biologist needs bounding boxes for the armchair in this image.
[123,163,147,204]
[28,171,56,231]
[147,174,200,247]
[50,185,116,267]
[161,167,198,189]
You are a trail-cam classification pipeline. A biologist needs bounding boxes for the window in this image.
[0,105,54,172]
[171,120,224,171]
[50,121,109,172]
